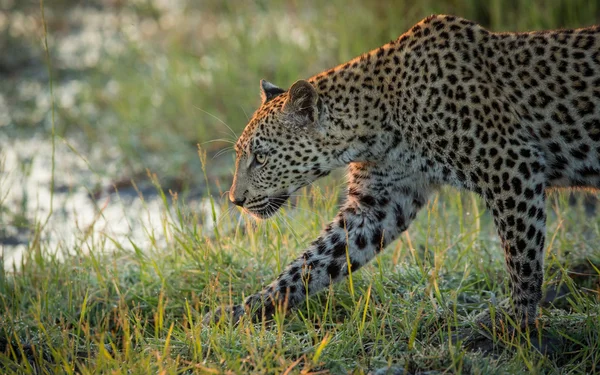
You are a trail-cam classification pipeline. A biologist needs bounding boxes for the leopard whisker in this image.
[240,105,250,121]
[200,138,236,145]
[215,206,236,227]
[213,147,234,159]
[194,106,238,139]
[274,211,303,244]
[276,210,308,241]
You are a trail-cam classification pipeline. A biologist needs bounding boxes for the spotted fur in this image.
[206,15,600,328]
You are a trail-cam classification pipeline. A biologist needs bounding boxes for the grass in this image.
[1,177,599,373]
[1,0,600,373]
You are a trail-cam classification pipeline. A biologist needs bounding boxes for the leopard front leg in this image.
[478,166,547,329]
[204,166,432,324]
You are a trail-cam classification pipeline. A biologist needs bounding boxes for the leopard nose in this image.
[231,196,246,207]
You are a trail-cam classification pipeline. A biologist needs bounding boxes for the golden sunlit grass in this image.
[1,174,599,373]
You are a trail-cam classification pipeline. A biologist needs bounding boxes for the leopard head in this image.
[229,79,333,219]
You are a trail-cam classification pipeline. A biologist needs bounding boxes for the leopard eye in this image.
[255,153,268,165]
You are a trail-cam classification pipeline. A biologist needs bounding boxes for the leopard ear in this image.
[260,80,285,103]
[282,80,319,124]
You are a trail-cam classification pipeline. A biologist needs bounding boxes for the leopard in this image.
[204,15,600,332]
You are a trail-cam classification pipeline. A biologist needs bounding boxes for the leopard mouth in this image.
[245,193,290,219]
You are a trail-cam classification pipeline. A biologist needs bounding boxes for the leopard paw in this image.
[472,298,535,332]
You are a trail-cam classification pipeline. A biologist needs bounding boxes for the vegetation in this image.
[1,0,599,373]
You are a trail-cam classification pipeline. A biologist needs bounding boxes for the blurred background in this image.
[1,0,599,266]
